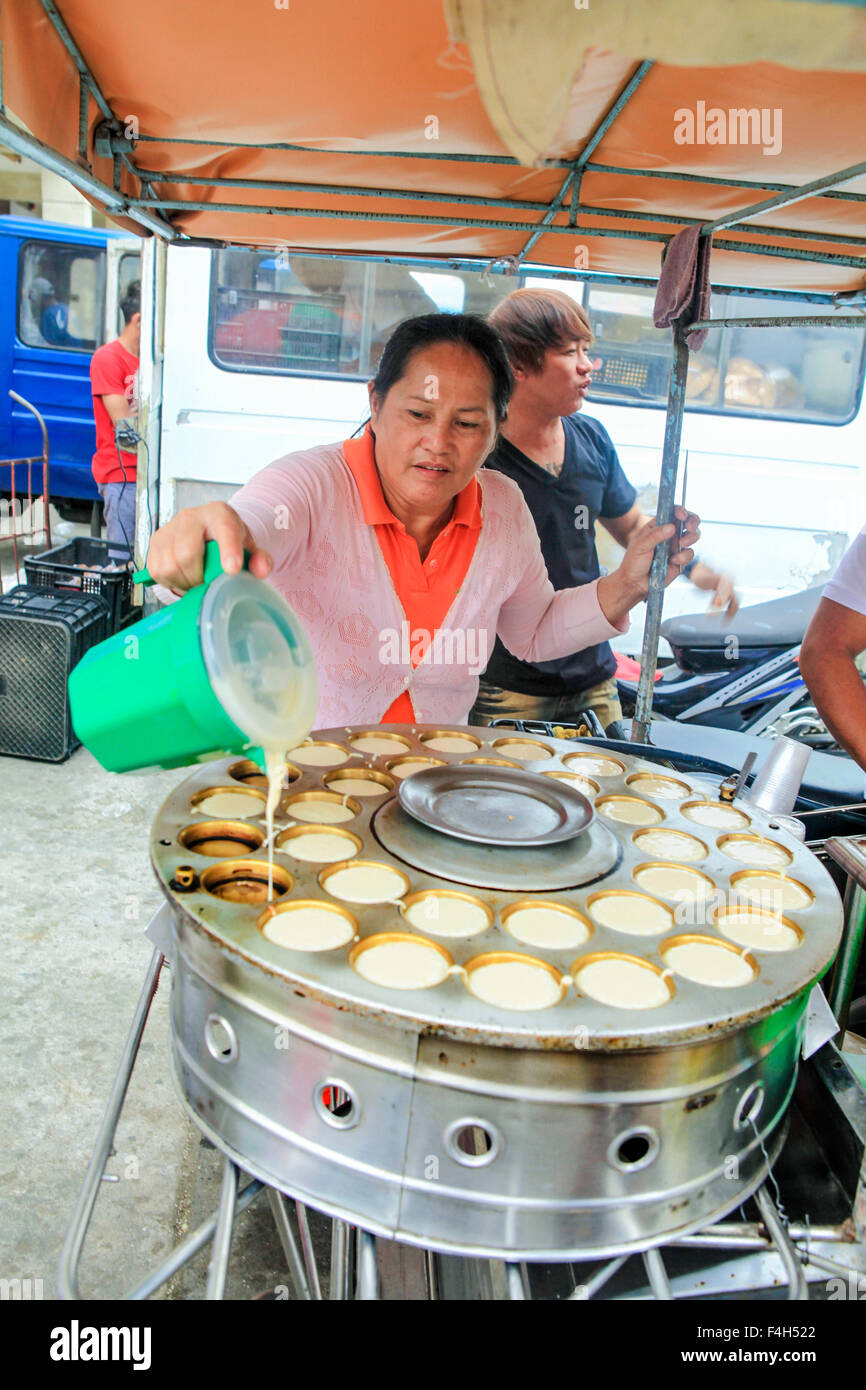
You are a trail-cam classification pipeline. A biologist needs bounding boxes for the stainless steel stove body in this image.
[152,725,844,1260]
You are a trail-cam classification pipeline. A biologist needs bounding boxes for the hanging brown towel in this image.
[653,225,712,350]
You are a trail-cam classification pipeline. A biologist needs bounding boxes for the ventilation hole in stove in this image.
[444,1118,502,1168]
[314,1080,360,1130]
[734,1082,765,1132]
[204,1014,238,1065]
[607,1126,659,1173]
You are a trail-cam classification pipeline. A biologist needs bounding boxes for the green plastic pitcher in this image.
[68,541,318,772]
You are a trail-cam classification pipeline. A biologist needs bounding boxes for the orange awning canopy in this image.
[3,0,866,295]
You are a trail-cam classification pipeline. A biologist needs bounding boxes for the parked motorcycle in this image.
[617,586,837,748]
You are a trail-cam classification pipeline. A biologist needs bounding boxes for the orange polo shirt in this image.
[342,428,482,723]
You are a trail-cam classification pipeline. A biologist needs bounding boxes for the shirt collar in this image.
[342,425,482,532]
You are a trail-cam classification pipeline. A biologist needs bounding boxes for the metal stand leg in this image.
[505,1262,528,1299]
[642,1247,673,1300]
[755,1184,809,1301]
[268,1189,313,1300]
[205,1159,239,1301]
[568,1255,628,1300]
[357,1230,379,1300]
[294,1202,323,1300]
[330,1219,351,1300]
[125,1177,264,1300]
[58,948,165,1300]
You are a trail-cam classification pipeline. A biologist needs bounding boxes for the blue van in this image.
[0,217,140,513]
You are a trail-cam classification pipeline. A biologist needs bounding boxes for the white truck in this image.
[136,241,866,651]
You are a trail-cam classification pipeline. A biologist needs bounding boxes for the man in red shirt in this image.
[89,281,140,559]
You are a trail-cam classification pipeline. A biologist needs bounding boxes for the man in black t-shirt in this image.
[471,288,737,731]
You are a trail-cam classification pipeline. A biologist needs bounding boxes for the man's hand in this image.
[597,506,700,624]
[143,501,272,593]
[688,562,739,618]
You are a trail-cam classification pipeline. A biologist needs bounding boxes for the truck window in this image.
[583,282,866,425]
[115,251,141,336]
[18,240,105,351]
[210,251,514,378]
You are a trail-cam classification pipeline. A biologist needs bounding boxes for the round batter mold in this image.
[543,770,600,798]
[596,795,663,827]
[625,773,690,800]
[258,899,358,953]
[323,768,395,797]
[463,952,567,1011]
[178,819,266,858]
[682,800,751,830]
[386,756,446,779]
[229,757,301,790]
[286,740,352,768]
[712,903,804,953]
[632,862,716,903]
[402,889,494,939]
[660,935,758,989]
[349,932,453,990]
[718,833,794,868]
[586,890,675,937]
[420,730,482,753]
[561,751,625,778]
[459,756,520,768]
[284,790,362,823]
[319,858,411,904]
[729,870,814,912]
[500,900,592,951]
[349,731,413,755]
[275,824,364,863]
[190,785,268,818]
[572,953,674,1011]
[632,827,708,862]
[199,857,293,904]
[490,737,555,761]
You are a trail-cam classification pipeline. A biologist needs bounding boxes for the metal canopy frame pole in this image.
[631,317,690,744]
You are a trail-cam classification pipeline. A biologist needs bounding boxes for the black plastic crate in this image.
[0,585,110,762]
[24,536,134,633]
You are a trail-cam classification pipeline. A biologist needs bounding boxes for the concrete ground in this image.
[0,742,317,1300]
[0,512,332,1301]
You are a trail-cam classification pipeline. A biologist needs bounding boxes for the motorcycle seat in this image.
[660,586,823,650]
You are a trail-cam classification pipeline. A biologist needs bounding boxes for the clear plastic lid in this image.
[199,571,318,751]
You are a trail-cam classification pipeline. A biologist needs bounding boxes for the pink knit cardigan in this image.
[230,441,627,727]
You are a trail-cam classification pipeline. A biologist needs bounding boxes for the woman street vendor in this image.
[144,313,699,726]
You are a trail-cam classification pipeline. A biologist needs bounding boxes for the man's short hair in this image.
[120,280,141,324]
[489,288,593,374]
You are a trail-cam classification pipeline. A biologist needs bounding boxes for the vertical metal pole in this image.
[205,1158,239,1300]
[631,319,690,744]
[829,880,866,1035]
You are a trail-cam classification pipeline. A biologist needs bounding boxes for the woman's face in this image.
[368,342,499,519]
